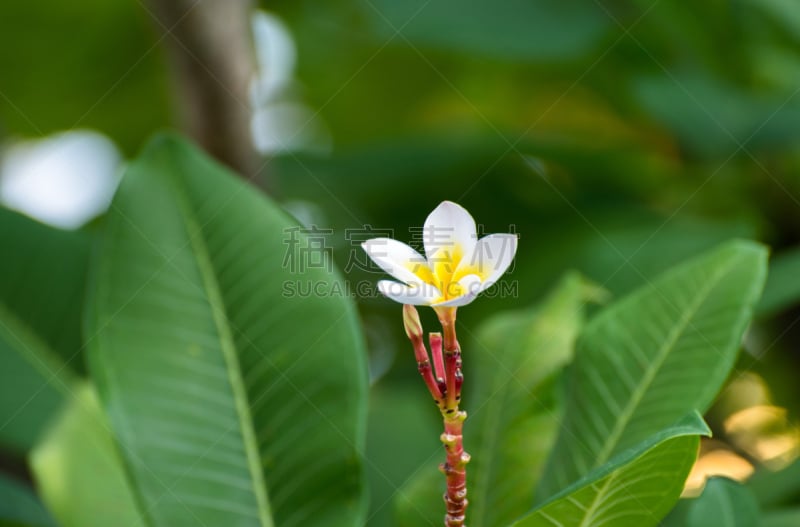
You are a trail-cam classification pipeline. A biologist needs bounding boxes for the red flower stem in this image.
[403,304,444,405]
[410,337,443,402]
[440,319,461,409]
[437,312,468,526]
[441,318,457,356]
[440,410,469,526]
[444,349,461,409]
[429,332,446,389]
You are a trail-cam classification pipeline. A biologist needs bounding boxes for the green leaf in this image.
[757,246,800,316]
[0,473,56,527]
[395,273,597,527]
[633,72,800,156]
[468,273,596,527]
[0,307,74,455]
[538,241,767,500]
[87,135,368,526]
[30,383,143,527]
[658,496,692,527]
[0,208,90,366]
[745,0,800,38]
[513,413,709,527]
[365,0,611,63]
[686,477,759,527]
[761,509,800,527]
[747,458,800,508]
[0,207,88,452]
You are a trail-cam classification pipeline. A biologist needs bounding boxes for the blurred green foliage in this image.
[0,0,170,153]
[0,473,55,527]
[0,209,86,453]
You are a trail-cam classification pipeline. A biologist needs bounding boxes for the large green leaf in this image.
[30,383,143,527]
[686,477,759,527]
[538,241,767,500]
[395,273,597,526]
[512,413,709,527]
[0,473,56,527]
[0,208,88,452]
[87,135,368,526]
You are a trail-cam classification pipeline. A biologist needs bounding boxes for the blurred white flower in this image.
[0,130,121,229]
[250,11,296,105]
[249,10,331,155]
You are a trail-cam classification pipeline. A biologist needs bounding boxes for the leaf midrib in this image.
[578,472,616,527]
[590,257,736,467]
[577,435,696,527]
[174,183,274,527]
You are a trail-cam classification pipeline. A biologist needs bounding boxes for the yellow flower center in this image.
[404,243,491,303]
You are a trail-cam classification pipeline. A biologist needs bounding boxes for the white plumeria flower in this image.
[362,201,518,309]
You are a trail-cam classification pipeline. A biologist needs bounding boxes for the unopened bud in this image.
[403,304,423,340]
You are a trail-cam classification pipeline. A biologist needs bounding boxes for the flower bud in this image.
[403,304,423,340]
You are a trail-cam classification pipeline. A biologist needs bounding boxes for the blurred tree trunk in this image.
[146,0,260,180]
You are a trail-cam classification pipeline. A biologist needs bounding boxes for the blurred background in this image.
[2,0,800,524]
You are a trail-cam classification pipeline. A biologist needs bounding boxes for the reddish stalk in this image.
[404,305,470,526]
[404,305,443,403]
[441,412,469,527]
[437,311,461,409]
[436,307,469,526]
[430,332,446,393]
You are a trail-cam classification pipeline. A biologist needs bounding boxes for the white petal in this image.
[377,280,441,306]
[431,274,482,308]
[362,238,430,287]
[423,201,477,266]
[461,233,518,288]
